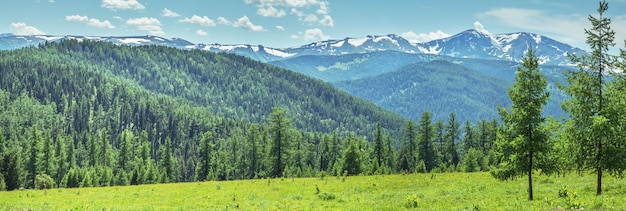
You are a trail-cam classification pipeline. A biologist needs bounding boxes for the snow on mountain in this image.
[0,30,586,66]
[415,29,586,65]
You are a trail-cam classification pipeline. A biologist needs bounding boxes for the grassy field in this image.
[1,172,625,210]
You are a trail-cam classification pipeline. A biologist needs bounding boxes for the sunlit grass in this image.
[1,172,624,210]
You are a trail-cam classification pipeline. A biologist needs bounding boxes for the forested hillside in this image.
[334,60,510,122]
[0,40,506,191]
[0,40,415,189]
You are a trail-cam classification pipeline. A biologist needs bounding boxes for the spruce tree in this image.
[417,112,436,172]
[561,0,623,195]
[267,107,291,178]
[493,46,551,200]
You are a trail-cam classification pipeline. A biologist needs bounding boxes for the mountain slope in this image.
[334,60,511,123]
[415,29,586,65]
[0,39,407,138]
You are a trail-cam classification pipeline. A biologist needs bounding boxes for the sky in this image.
[2,0,626,52]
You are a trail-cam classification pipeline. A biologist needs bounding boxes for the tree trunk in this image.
[528,151,533,200]
[597,141,603,195]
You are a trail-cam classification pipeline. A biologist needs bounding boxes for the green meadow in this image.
[1,172,625,210]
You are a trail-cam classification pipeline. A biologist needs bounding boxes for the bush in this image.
[34,174,55,190]
[318,192,336,201]
[404,194,419,208]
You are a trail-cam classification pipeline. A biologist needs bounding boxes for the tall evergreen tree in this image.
[341,135,362,176]
[396,121,417,172]
[159,137,174,182]
[434,120,445,168]
[372,122,385,171]
[1,148,20,190]
[493,46,551,200]
[444,113,461,166]
[462,121,475,155]
[417,112,437,172]
[267,107,291,178]
[196,131,213,181]
[118,129,133,173]
[561,0,623,195]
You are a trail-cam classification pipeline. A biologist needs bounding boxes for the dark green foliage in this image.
[341,135,362,176]
[561,0,625,195]
[396,121,417,172]
[335,60,512,123]
[417,112,437,172]
[1,149,20,190]
[493,47,552,200]
[444,113,461,167]
[268,107,291,178]
[34,174,55,190]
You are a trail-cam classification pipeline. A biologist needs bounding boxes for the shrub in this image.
[558,186,568,198]
[34,174,55,190]
[318,192,336,201]
[404,195,419,208]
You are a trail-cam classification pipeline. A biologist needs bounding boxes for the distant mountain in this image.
[334,60,569,123]
[334,60,511,123]
[0,29,585,65]
[0,34,194,50]
[415,29,586,66]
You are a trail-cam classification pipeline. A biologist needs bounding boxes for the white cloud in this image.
[473,21,491,35]
[161,8,181,17]
[401,30,451,43]
[291,8,304,17]
[304,14,318,23]
[196,29,208,36]
[477,8,588,45]
[233,16,264,31]
[126,17,164,35]
[319,15,333,27]
[217,16,264,31]
[217,17,231,25]
[257,6,286,17]
[245,0,334,27]
[66,15,115,29]
[101,0,145,11]
[276,25,285,31]
[10,22,45,35]
[180,15,216,27]
[88,19,115,29]
[304,28,329,41]
[65,15,88,22]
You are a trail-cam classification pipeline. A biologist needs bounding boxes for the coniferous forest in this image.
[0,2,625,202]
[0,38,506,190]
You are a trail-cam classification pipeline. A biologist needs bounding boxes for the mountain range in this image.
[0,29,585,66]
[0,29,583,123]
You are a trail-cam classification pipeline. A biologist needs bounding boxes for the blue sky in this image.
[2,0,626,51]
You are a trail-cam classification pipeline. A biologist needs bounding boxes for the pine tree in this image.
[396,121,417,172]
[462,121,475,155]
[417,112,437,172]
[444,113,461,167]
[493,46,551,200]
[196,131,213,181]
[118,129,132,173]
[341,135,361,176]
[434,120,445,168]
[1,149,20,190]
[372,122,385,171]
[267,107,291,178]
[561,0,623,196]
[159,137,174,182]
